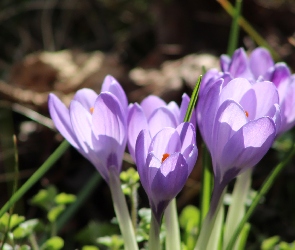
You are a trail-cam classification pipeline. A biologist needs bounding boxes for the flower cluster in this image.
[48,47,295,249]
[49,75,198,223]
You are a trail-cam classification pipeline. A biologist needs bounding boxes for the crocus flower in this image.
[48,75,128,183]
[135,122,198,222]
[128,94,196,161]
[204,47,295,135]
[198,77,280,189]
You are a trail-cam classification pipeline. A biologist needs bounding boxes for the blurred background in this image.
[0,0,295,249]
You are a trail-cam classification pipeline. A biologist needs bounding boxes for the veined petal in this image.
[228,48,253,79]
[264,63,291,88]
[179,93,190,123]
[212,100,248,167]
[150,153,188,216]
[69,100,93,153]
[149,127,180,161]
[199,79,223,149]
[135,130,152,190]
[219,117,276,181]
[249,47,274,78]
[73,88,98,111]
[148,107,178,137]
[92,92,126,147]
[127,103,149,161]
[219,78,252,106]
[141,95,167,118]
[176,123,196,154]
[101,75,128,112]
[167,101,180,122]
[252,81,279,119]
[48,93,79,149]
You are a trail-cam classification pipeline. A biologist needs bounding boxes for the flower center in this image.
[90,107,94,114]
[245,110,249,117]
[161,153,170,163]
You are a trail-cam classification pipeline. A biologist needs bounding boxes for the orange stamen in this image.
[161,153,170,163]
[90,107,94,114]
[245,111,249,117]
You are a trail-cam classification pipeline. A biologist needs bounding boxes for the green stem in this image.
[227,0,243,56]
[195,184,226,250]
[199,144,213,229]
[109,168,138,250]
[130,183,139,231]
[56,172,101,231]
[207,203,224,250]
[149,211,161,250]
[225,142,295,250]
[218,0,280,61]
[223,168,251,250]
[164,198,181,250]
[0,141,70,218]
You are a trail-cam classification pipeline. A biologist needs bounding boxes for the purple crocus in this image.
[198,77,280,189]
[135,122,198,222]
[128,94,196,161]
[211,47,295,135]
[48,75,128,183]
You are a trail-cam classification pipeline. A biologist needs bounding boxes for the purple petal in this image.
[150,153,188,217]
[167,101,180,122]
[149,127,180,161]
[73,88,98,111]
[140,95,167,118]
[264,63,291,88]
[228,48,253,79]
[249,48,274,78]
[220,55,231,72]
[219,78,252,105]
[135,130,152,190]
[148,107,178,137]
[48,94,79,149]
[92,92,126,147]
[101,75,128,112]
[212,100,248,170]
[219,117,276,181]
[179,93,190,123]
[69,100,93,153]
[252,81,279,119]
[127,103,149,161]
[198,79,223,149]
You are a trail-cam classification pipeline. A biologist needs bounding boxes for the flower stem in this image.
[0,140,70,218]
[164,198,181,250]
[223,168,251,250]
[109,168,138,250]
[227,0,243,56]
[149,211,161,250]
[225,142,295,250]
[199,144,213,229]
[194,183,226,250]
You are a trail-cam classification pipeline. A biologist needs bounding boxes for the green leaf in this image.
[41,236,64,250]
[54,193,76,205]
[179,205,200,250]
[30,186,58,211]
[82,245,100,250]
[13,219,39,239]
[48,205,65,222]
[0,213,25,231]
[97,235,123,248]
[279,241,291,250]
[261,236,280,250]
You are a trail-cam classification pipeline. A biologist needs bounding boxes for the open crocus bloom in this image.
[128,94,196,162]
[135,122,198,222]
[210,47,295,135]
[48,75,128,183]
[198,77,280,187]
